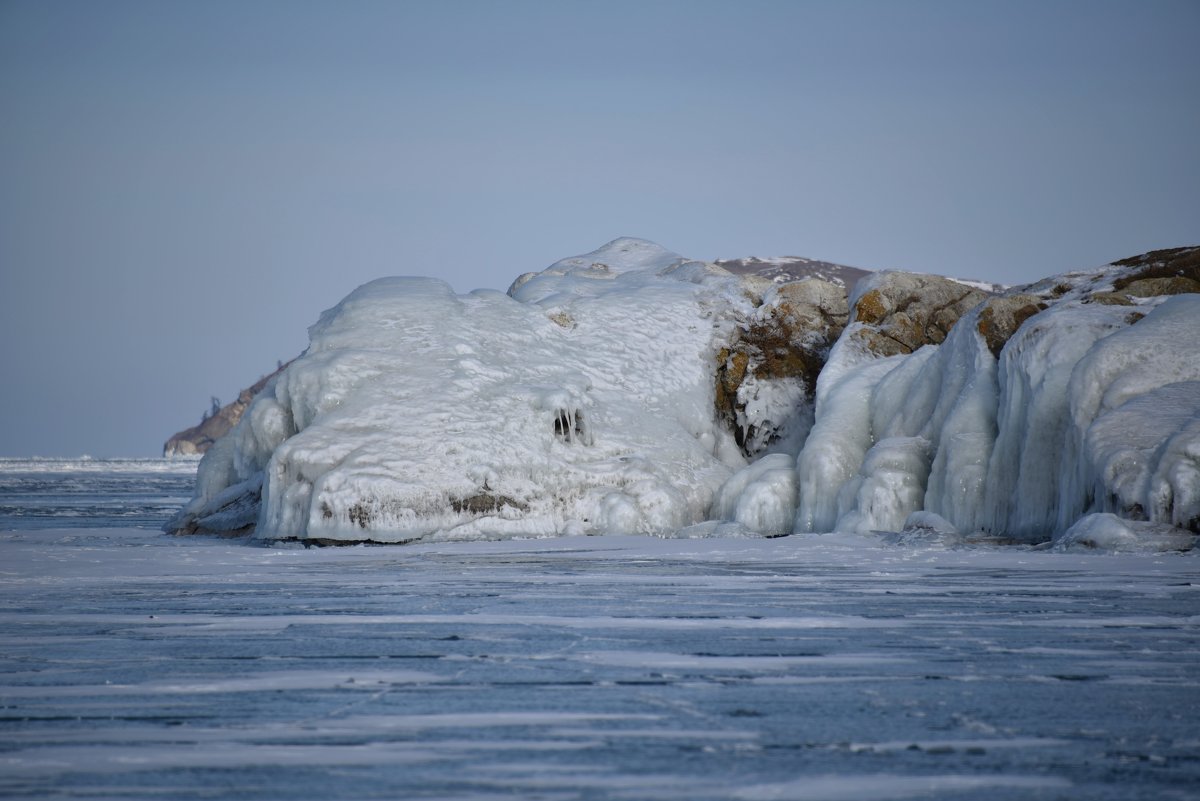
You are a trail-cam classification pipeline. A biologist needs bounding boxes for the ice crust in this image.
[177,240,754,543]
[173,240,1200,549]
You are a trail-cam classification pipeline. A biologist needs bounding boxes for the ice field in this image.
[2,459,1198,799]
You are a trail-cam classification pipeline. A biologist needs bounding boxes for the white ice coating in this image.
[735,374,812,457]
[175,241,1200,549]
[980,304,1132,541]
[789,274,1199,544]
[1056,513,1198,553]
[180,240,754,543]
[794,354,905,533]
[827,292,1197,543]
[1058,296,1200,532]
[711,453,796,537]
[835,436,933,534]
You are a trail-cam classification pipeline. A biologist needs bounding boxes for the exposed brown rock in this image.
[976,294,1050,358]
[1080,249,1199,307]
[1085,292,1136,307]
[852,288,889,325]
[846,273,992,357]
[163,361,292,456]
[714,348,751,424]
[450,493,530,515]
[715,278,848,455]
[846,327,913,359]
[1111,246,1200,288]
[1119,276,1200,298]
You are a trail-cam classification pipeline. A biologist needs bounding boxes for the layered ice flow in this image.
[168,240,1200,549]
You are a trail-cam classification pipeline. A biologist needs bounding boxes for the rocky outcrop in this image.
[167,239,1199,550]
[163,362,290,456]
[976,294,1049,358]
[789,247,1200,546]
[844,272,993,358]
[1081,247,1200,306]
[716,278,849,457]
[1111,245,1200,286]
[969,248,1199,356]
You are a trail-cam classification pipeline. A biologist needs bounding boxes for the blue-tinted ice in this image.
[1,460,1197,799]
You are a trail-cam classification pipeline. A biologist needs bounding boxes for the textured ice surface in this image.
[1060,296,1200,533]
[171,242,1199,548]
[178,241,754,543]
[797,282,1200,545]
[711,453,796,536]
[0,457,198,529]
[2,525,1198,800]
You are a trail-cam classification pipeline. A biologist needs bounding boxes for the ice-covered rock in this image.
[979,303,1133,541]
[714,278,848,458]
[794,354,906,533]
[170,240,756,543]
[835,436,933,535]
[786,250,1200,549]
[787,268,997,536]
[844,270,992,358]
[170,240,1200,551]
[507,237,691,303]
[1058,295,1200,533]
[878,510,964,547]
[902,510,960,538]
[1078,382,1200,526]
[1056,513,1196,553]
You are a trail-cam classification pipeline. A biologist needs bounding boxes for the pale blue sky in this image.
[1,0,1197,456]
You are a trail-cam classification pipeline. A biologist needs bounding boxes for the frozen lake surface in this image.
[1,460,1198,799]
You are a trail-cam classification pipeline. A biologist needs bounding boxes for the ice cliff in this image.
[167,240,1200,551]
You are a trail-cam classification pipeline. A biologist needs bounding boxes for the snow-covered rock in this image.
[1056,513,1197,553]
[1058,296,1200,533]
[844,270,992,358]
[714,278,847,459]
[784,248,1200,547]
[171,239,756,543]
[170,240,1200,551]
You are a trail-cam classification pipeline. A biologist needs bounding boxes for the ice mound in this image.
[1056,513,1197,553]
[170,241,1200,550]
[507,237,692,303]
[169,241,755,543]
[777,253,1200,548]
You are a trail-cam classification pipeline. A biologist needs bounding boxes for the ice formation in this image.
[169,241,1200,550]
[171,240,758,543]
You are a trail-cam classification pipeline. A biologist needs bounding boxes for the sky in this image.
[1,0,1197,457]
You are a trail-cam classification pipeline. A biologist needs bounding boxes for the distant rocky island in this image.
[165,239,1199,552]
[164,363,290,456]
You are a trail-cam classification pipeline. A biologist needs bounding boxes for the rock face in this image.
[1111,245,1200,286]
[844,271,993,358]
[163,363,290,456]
[715,278,848,457]
[976,294,1049,358]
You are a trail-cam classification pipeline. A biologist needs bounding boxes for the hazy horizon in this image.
[2,0,1198,457]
